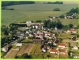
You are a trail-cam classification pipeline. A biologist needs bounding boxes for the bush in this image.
[59,15,64,18]
[36,20,42,23]
[53,8,60,11]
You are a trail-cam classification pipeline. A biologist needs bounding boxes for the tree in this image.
[68,24,73,28]
[47,54,50,59]
[20,53,32,59]
[72,36,76,41]
[43,20,63,29]
[36,20,42,23]
[56,20,63,29]
[63,25,69,30]
[59,38,63,42]
[59,15,64,18]
[1,25,9,35]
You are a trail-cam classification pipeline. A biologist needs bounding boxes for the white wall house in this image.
[2,46,8,52]
[58,44,66,48]
[49,49,58,54]
[72,46,78,50]
[15,43,22,46]
[59,49,67,54]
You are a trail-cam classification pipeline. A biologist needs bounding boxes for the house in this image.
[66,29,77,33]
[44,32,50,36]
[53,42,57,46]
[42,45,47,52]
[42,48,46,52]
[15,43,22,46]
[73,54,79,58]
[33,38,43,43]
[29,34,33,37]
[55,27,57,30]
[58,43,66,48]
[66,30,71,33]
[65,16,67,19]
[72,46,78,50]
[71,30,77,33]
[26,21,32,26]
[16,31,24,38]
[59,49,67,54]
[48,40,52,44]
[49,49,58,54]
[2,46,8,52]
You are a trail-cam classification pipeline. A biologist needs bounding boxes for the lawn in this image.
[2,3,78,26]
[21,38,33,43]
[58,33,73,39]
[30,44,42,58]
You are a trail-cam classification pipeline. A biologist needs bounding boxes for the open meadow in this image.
[2,3,78,26]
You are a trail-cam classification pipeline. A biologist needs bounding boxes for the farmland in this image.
[17,44,34,56]
[4,49,19,58]
[2,3,78,26]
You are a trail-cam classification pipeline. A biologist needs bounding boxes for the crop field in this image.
[4,49,19,58]
[2,3,78,26]
[17,44,34,56]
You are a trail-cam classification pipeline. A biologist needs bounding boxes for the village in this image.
[1,1,79,59]
[1,18,79,59]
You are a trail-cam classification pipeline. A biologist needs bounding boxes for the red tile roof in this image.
[60,49,66,52]
[58,44,65,46]
[50,49,58,52]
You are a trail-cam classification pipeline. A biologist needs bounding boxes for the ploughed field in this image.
[17,44,34,56]
[4,44,34,58]
[4,49,19,58]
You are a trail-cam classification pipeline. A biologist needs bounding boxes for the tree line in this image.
[2,1,35,7]
[44,1,63,4]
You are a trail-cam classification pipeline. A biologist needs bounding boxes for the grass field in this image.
[2,3,78,26]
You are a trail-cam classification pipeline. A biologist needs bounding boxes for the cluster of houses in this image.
[66,29,77,33]
[65,13,77,19]
[42,43,67,54]
[1,21,79,59]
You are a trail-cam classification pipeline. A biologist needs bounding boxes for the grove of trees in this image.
[53,8,60,11]
[2,1,35,7]
[43,20,63,29]
[66,7,79,16]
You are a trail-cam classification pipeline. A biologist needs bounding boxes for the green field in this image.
[2,3,78,26]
